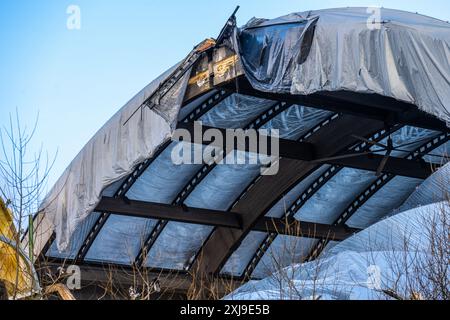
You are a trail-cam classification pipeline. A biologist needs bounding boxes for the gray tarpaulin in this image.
[236,8,450,125]
[35,64,190,251]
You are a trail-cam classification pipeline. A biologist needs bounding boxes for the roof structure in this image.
[28,7,450,298]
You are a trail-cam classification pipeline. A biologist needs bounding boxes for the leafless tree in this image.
[0,109,57,299]
[373,201,450,300]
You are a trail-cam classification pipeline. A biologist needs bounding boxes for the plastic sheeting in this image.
[85,216,157,265]
[295,126,438,224]
[295,168,377,224]
[220,167,330,276]
[220,169,332,277]
[236,8,450,125]
[260,105,332,140]
[126,142,207,204]
[346,176,423,229]
[226,201,450,300]
[375,126,438,158]
[252,236,317,279]
[46,212,101,260]
[398,162,450,214]
[424,141,450,164]
[200,94,275,129]
[37,63,190,251]
[221,126,439,276]
[36,7,450,261]
[228,165,450,298]
[221,231,268,276]
[265,165,331,218]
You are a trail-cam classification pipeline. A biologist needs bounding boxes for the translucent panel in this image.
[266,165,330,218]
[85,215,157,265]
[185,153,267,210]
[347,177,423,229]
[295,168,377,224]
[252,236,317,279]
[101,177,126,197]
[200,94,275,129]
[293,127,439,225]
[423,141,450,164]
[47,212,101,259]
[320,241,340,257]
[221,232,268,276]
[399,163,450,214]
[222,166,331,276]
[146,152,268,270]
[261,105,332,140]
[178,90,217,122]
[126,142,206,204]
[374,126,438,157]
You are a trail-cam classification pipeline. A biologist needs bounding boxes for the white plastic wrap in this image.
[85,215,157,265]
[347,176,422,229]
[231,165,450,298]
[36,63,190,251]
[398,162,450,214]
[226,201,450,300]
[252,236,317,279]
[296,168,377,224]
[46,212,101,260]
[199,94,275,129]
[126,142,207,204]
[261,105,331,140]
[238,8,450,125]
[265,165,330,218]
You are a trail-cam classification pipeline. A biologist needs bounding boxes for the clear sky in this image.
[1,0,449,189]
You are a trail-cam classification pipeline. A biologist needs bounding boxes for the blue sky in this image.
[1,0,449,189]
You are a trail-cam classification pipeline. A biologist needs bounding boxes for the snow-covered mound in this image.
[226,164,450,300]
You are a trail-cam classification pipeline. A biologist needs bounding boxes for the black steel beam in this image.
[177,122,315,161]
[254,218,360,241]
[95,197,359,241]
[41,261,194,295]
[96,197,242,229]
[325,154,434,179]
[177,122,435,179]
[221,76,449,132]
